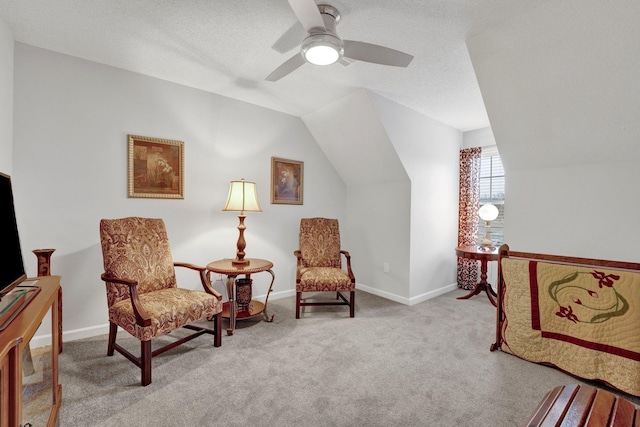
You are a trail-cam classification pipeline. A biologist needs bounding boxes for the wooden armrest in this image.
[174,262,223,301]
[340,250,356,281]
[100,272,137,287]
[100,273,151,326]
[174,261,203,271]
[294,250,302,273]
[293,250,303,281]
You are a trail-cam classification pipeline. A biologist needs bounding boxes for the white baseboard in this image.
[260,284,456,306]
[28,323,110,347]
[355,282,458,306]
[260,289,295,301]
[355,283,411,304]
[407,283,458,305]
[61,324,110,345]
[45,284,457,344]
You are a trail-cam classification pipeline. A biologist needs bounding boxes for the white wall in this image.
[0,18,13,174]
[467,0,640,261]
[462,127,495,150]
[13,43,347,342]
[346,181,411,300]
[303,90,461,304]
[369,93,461,302]
[303,90,412,301]
[302,90,409,187]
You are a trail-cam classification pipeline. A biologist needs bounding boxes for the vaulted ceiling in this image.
[0,0,544,131]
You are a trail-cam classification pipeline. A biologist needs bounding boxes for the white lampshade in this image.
[478,203,499,222]
[222,180,261,214]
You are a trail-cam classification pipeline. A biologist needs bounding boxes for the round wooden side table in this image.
[455,245,499,306]
[206,258,275,335]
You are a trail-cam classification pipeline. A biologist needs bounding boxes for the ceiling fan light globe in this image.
[301,33,343,65]
[305,45,340,65]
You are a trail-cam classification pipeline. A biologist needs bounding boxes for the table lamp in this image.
[478,203,499,250]
[223,179,261,266]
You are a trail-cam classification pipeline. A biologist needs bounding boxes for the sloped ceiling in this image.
[302,89,408,187]
[0,0,545,131]
[467,0,640,170]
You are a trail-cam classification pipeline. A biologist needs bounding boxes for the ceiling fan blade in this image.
[271,21,306,54]
[343,40,414,67]
[265,53,306,81]
[287,0,325,32]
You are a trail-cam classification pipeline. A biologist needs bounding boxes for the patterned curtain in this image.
[457,147,482,289]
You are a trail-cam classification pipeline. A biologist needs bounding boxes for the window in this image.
[478,146,504,245]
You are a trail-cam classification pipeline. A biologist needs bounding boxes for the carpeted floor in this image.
[51,289,638,426]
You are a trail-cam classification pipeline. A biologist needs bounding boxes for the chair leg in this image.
[141,340,152,386]
[350,291,355,318]
[296,292,301,319]
[107,322,117,356]
[213,312,222,347]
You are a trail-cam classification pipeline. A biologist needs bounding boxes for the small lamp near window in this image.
[478,203,499,250]
[223,179,261,266]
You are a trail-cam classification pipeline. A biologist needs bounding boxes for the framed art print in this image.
[128,135,184,199]
[271,157,303,205]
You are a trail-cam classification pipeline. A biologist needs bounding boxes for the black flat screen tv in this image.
[0,172,27,298]
[0,172,40,331]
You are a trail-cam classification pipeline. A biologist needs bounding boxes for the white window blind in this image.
[478,145,504,245]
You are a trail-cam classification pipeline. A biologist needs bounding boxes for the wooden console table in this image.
[0,337,21,427]
[206,258,275,336]
[455,245,499,306]
[0,275,61,427]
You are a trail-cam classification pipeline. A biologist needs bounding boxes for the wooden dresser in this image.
[0,276,61,427]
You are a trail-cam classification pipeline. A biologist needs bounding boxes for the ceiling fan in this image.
[265,0,414,82]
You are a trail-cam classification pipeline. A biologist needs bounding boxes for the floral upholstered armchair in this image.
[294,217,356,318]
[99,217,223,386]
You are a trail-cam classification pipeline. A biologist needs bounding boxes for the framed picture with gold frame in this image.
[128,135,184,199]
[271,157,303,205]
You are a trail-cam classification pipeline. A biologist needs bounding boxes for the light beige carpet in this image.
[52,290,638,426]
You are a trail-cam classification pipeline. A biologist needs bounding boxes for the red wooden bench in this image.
[525,384,639,426]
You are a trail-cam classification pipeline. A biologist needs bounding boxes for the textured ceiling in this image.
[0,0,542,131]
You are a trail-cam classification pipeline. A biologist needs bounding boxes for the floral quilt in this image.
[499,257,640,396]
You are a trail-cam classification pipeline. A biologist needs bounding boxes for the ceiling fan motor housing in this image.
[300,4,343,65]
[318,4,341,26]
